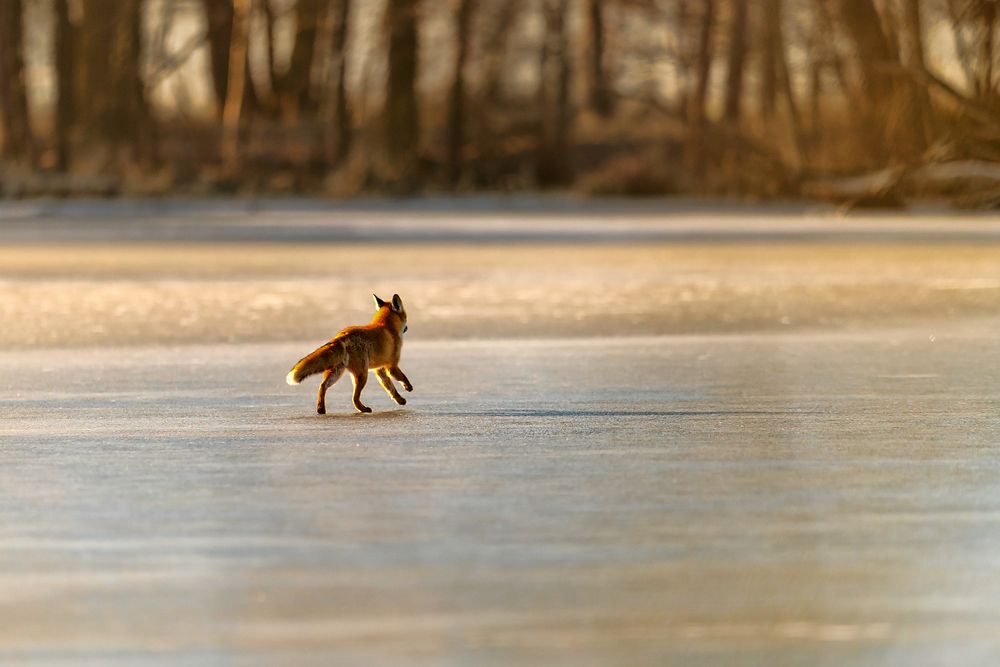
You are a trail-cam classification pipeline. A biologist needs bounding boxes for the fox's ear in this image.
[373,294,387,309]
[391,294,403,312]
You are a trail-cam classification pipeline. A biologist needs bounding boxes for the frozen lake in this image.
[2,200,1000,665]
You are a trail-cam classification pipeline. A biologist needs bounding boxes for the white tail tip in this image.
[286,371,300,385]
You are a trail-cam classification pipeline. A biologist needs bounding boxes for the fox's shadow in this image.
[285,408,412,422]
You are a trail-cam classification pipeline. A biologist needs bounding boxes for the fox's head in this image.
[373,293,408,334]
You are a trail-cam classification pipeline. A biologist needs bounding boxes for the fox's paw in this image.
[402,382,413,392]
[356,406,373,414]
[394,396,407,406]
[317,406,326,415]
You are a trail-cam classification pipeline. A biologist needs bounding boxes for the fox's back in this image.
[334,322,401,368]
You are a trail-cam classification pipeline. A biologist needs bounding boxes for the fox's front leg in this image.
[388,366,413,392]
[349,368,373,413]
[375,368,406,406]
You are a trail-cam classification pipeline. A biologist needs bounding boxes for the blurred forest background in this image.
[0,0,998,205]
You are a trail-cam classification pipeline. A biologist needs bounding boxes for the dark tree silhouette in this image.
[328,0,353,166]
[586,0,613,117]
[688,0,715,127]
[899,0,936,143]
[222,0,251,172]
[973,0,996,102]
[0,0,34,164]
[447,0,475,185]
[384,0,421,183]
[758,0,777,119]
[833,0,928,163]
[684,0,715,181]
[537,0,571,186]
[480,0,521,107]
[279,0,324,120]
[768,0,803,167]
[75,0,152,166]
[723,0,748,124]
[202,0,235,114]
[53,0,74,171]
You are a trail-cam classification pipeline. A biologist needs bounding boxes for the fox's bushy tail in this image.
[286,339,347,385]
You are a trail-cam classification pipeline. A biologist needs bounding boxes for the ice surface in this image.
[3,200,1000,665]
[2,236,1000,348]
[3,333,1000,666]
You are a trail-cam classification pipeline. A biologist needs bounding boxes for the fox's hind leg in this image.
[375,368,406,406]
[388,366,413,392]
[349,368,373,413]
[316,365,346,415]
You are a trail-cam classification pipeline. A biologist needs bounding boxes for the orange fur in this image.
[286,294,412,414]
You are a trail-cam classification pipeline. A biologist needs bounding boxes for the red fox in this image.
[286,294,412,414]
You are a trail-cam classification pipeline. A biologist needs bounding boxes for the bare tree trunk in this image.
[76,1,108,144]
[262,0,279,101]
[554,0,571,171]
[328,0,352,166]
[675,0,692,114]
[76,0,152,168]
[281,0,324,120]
[586,0,613,117]
[537,0,571,186]
[684,0,715,183]
[812,0,857,111]
[126,0,156,167]
[200,1,260,119]
[899,0,935,141]
[899,1,929,70]
[383,0,421,183]
[833,0,927,164]
[769,0,803,170]
[808,54,822,136]
[222,0,251,173]
[480,0,521,107]
[0,0,34,164]
[758,1,777,119]
[54,0,74,171]
[977,0,996,103]
[946,0,979,88]
[447,0,474,185]
[202,0,235,115]
[687,0,715,126]
[806,0,827,135]
[476,0,521,185]
[723,0,748,123]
